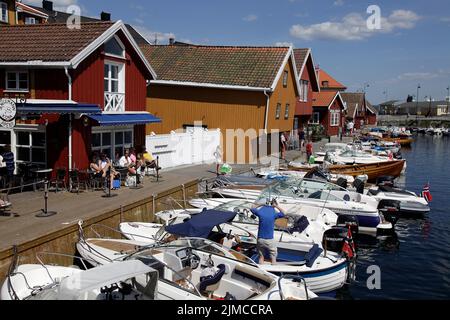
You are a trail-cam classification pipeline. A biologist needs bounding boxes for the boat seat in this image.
[305,244,323,268]
[199,264,226,295]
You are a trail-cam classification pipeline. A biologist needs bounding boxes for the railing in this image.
[104,92,125,112]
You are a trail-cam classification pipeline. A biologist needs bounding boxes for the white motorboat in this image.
[76,224,317,300]
[324,148,392,165]
[199,178,393,236]
[117,209,351,294]
[1,253,158,300]
[366,185,430,215]
[255,167,356,185]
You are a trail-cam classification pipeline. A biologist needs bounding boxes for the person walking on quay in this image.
[2,145,15,181]
[299,128,305,151]
[347,121,354,136]
[306,139,313,163]
[251,199,285,264]
[213,145,223,175]
[280,132,287,161]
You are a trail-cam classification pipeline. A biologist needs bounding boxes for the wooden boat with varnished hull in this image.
[382,137,414,147]
[288,160,406,182]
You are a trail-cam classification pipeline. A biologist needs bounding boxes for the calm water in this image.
[341,135,450,300]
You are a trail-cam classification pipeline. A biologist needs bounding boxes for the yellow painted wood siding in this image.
[146,85,267,135]
[267,57,298,132]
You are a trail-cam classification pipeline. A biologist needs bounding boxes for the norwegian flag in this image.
[421,183,432,203]
[342,228,356,260]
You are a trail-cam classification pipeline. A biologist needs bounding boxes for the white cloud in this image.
[243,14,258,22]
[440,17,450,23]
[133,25,176,45]
[290,9,421,41]
[275,41,294,47]
[334,0,344,6]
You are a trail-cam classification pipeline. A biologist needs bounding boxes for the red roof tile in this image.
[317,69,347,90]
[312,91,340,107]
[0,22,114,62]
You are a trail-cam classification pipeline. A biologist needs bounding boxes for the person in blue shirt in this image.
[2,145,15,178]
[251,199,286,264]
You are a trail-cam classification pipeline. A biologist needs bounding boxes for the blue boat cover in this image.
[88,113,161,126]
[165,209,237,238]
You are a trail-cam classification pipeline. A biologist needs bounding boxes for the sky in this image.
[23,0,450,104]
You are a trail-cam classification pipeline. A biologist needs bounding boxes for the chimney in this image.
[169,37,175,45]
[100,11,111,21]
[42,0,53,11]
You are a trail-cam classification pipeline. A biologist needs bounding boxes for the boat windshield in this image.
[154,217,180,240]
[338,149,372,158]
[258,179,345,201]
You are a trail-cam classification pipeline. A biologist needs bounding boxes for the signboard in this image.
[0,98,17,128]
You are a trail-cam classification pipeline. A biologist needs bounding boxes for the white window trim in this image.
[104,60,125,94]
[5,71,29,93]
[330,110,340,127]
[275,103,281,119]
[284,104,290,119]
[282,71,288,87]
[104,35,126,59]
[311,112,320,124]
[0,2,8,23]
[25,16,37,24]
[91,126,134,159]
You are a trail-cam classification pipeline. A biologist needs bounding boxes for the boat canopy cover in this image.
[165,209,237,238]
[58,260,156,300]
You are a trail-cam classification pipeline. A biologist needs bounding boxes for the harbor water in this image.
[341,134,450,299]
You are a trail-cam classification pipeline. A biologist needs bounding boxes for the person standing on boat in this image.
[251,199,286,264]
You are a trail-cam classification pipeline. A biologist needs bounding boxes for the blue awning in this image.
[165,209,237,239]
[17,103,101,115]
[87,113,162,126]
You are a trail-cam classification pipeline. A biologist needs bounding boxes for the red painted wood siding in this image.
[295,62,314,116]
[71,47,104,106]
[34,69,68,99]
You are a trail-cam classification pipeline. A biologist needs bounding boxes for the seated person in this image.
[142,146,162,171]
[220,233,241,250]
[119,149,137,176]
[89,153,104,178]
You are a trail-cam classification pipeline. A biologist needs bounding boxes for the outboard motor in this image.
[322,226,348,254]
[378,199,401,216]
[336,214,359,236]
[353,178,365,194]
[335,177,348,189]
[376,176,395,187]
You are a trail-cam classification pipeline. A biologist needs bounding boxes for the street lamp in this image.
[446,86,449,114]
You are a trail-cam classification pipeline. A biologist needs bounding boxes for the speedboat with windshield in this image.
[195,178,393,236]
[1,252,158,300]
[116,210,351,294]
[76,222,316,300]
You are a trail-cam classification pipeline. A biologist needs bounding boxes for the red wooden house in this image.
[340,92,377,129]
[293,48,320,132]
[311,91,345,137]
[0,21,160,174]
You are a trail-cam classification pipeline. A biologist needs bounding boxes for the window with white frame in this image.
[25,17,36,24]
[104,61,125,112]
[275,103,281,119]
[6,71,29,92]
[284,104,290,119]
[0,2,8,23]
[311,112,320,124]
[330,111,340,127]
[92,127,133,160]
[105,36,125,58]
[282,71,288,87]
[299,80,309,102]
[15,130,46,165]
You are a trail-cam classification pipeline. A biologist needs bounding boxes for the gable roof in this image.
[0,21,156,78]
[293,48,320,92]
[312,91,344,109]
[16,2,49,19]
[140,44,299,92]
[366,100,377,114]
[317,69,347,90]
[340,92,366,118]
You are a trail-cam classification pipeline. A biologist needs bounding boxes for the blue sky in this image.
[25,0,450,104]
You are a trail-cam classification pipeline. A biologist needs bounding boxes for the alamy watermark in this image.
[366,265,382,290]
[66,5,81,30]
[367,5,382,30]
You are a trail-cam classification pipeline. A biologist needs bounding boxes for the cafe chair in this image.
[50,168,67,193]
[0,187,12,216]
